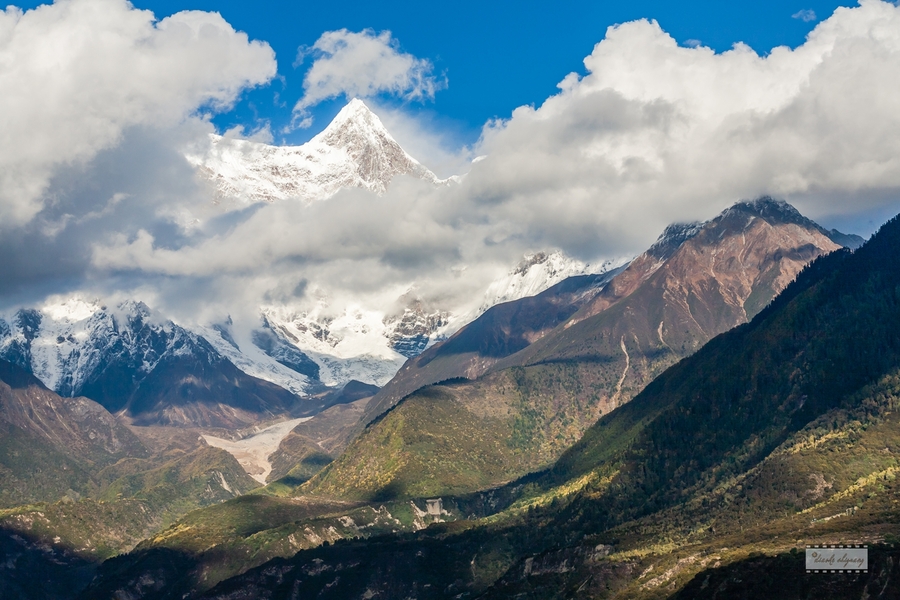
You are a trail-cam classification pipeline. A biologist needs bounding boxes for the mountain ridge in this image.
[305,198,858,502]
[363,197,859,427]
[0,301,315,428]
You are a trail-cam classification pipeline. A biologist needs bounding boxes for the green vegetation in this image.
[0,422,100,507]
[302,363,635,501]
[82,492,491,596]
[163,214,900,598]
[7,211,894,599]
[0,445,260,563]
[303,385,522,500]
[1,498,158,560]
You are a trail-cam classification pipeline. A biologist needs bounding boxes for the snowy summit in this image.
[186,98,442,205]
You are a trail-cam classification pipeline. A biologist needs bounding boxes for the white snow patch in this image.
[214,470,234,494]
[262,304,407,387]
[197,324,312,395]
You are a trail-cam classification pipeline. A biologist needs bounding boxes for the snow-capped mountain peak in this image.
[313,98,393,148]
[186,98,441,206]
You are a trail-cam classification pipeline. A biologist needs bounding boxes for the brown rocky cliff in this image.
[365,199,851,429]
[302,200,859,502]
[484,201,844,432]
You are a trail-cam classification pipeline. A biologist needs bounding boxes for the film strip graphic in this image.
[805,545,868,573]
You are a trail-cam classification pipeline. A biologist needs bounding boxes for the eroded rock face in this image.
[564,198,845,336]
[385,301,450,359]
[495,199,851,402]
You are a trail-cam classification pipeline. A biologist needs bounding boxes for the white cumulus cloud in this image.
[0,0,276,228]
[292,29,445,128]
[79,0,900,325]
[4,0,900,341]
[465,0,900,253]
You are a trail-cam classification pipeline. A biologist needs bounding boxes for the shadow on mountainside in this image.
[673,544,900,600]
[0,525,98,600]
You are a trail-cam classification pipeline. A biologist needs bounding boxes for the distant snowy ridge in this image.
[0,298,295,402]
[257,249,626,387]
[475,251,630,315]
[0,249,626,399]
[195,320,313,396]
[0,99,633,398]
[185,99,443,205]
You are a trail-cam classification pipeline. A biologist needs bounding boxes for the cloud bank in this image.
[292,29,446,128]
[464,0,900,253]
[0,0,276,228]
[3,1,900,333]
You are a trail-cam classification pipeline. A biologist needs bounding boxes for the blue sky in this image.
[16,0,857,145]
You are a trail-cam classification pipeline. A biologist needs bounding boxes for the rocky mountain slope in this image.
[0,359,147,506]
[0,357,265,598]
[95,206,898,600]
[313,198,860,501]
[483,198,855,380]
[367,198,859,421]
[361,267,626,424]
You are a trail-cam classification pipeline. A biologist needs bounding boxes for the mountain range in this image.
[366,198,860,421]
[1,96,893,600]
[298,198,858,502]
[82,194,900,600]
[0,300,311,428]
[1,101,610,430]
